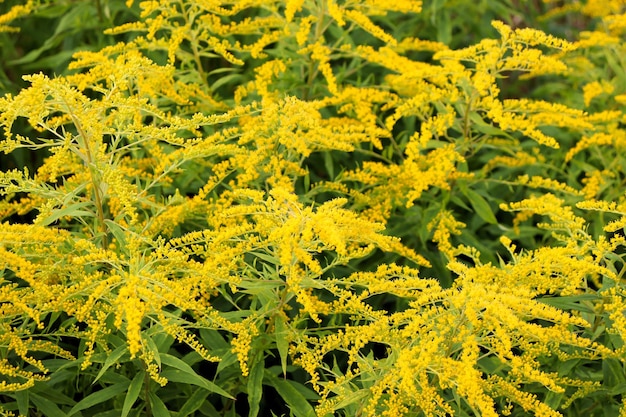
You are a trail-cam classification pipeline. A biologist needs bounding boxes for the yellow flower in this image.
[0,2,34,33]
[583,80,615,107]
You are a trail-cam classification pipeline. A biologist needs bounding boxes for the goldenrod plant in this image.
[0,0,625,416]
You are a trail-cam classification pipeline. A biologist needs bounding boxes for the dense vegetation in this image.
[1,0,626,416]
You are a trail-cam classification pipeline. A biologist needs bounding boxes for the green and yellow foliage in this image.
[0,0,626,415]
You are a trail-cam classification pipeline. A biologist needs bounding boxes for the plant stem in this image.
[144,365,152,416]
[66,109,109,248]
[95,0,104,23]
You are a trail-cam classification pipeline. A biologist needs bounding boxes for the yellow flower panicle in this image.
[293,242,611,416]
[0,1,34,33]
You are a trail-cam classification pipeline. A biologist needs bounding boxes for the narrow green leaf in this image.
[464,188,498,224]
[94,344,128,383]
[148,392,172,417]
[303,171,310,192]
[538,294,598,313]
[215,350,239,377]
[104,219,127,248]
[450,194,471,211]
[326,389,369,413]
[603,358,626,388]
[9,36,61,65]
[21,49,78,72]
[211,73,244,91]
[263,371,315,417]
[176,388,210,416]
[161,354,234,399]
[247,356,265,417]
[40,201,94,226]
[192,397,222,417]
[605,52,624,84]
[273,315,289,377]
[610,383,626,395]
[53,3,98,36]
[161,369,234,400]
[543,390,563,409]
[240,279,282,295]
[248,251,279,265]
[30,393,67,417]
[323,151,334,180]
[160,353,198,375]
[199,329,230,351]
[16,390,29,416]
[121,372,145,417]
[469,112,512,138]
[208,67,241,76]
[436,11,452,45]
[144,334,162,369]
[68,381,130,416]
[92,410,124,417]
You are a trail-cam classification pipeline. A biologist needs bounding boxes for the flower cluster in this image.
[1,0,626,416]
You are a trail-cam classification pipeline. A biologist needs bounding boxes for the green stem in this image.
[183,7,210,90]
[67,110,109,248]
[462,95,474,147]
[143,364,152,416]
[95,0,104,23]
[303,1,327,99]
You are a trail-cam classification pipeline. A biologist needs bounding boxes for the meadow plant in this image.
[0,0,626,416]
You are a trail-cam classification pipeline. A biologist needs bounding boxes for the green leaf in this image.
[323,151,335,180]
[160,354,234,399]
[121,372,145,417]
[53,3,99,35]
[176,388,210,416]
[104,219,128,249]
[192,397,222,417]
[248,251,279,265]
[544,391,564,409]
[450,194,471,212]
[211,73,244,92]
[199,329,230,351]
[148,392,171,417]
[16,390,29,416]
[30,393,67,417]
[160,353,197,375]
[436,10,452,45]
[94,344,129,384]
[40,201,94,226]
[160,369,234,400]
[303,171,310,192]
[247,355,265,417]
[538,294,598,314]
[326,389,369,413]
[469,112,511,138]
[611,383,626,395]
[215,350,239,376]
[605,51,625,84]
[68,381,130,416]
[93,411,124,417]
[240,278,282,295]
[156,333,176,353]
[603,358,626,388]
[273,315,290,377]
[9,35,62,66]
[144,334,162,369]
[263,371,315,417]
[462,188,498,224]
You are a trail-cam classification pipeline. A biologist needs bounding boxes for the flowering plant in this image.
[1,0,626,416]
